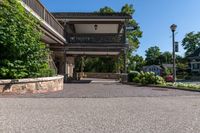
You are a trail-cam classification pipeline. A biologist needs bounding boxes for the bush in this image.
[173,83,200,90]
[0,0,53,79]
[128,71,139,82]
[132,71,166,85]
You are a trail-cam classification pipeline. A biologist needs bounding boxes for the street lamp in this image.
[170,24,177,82]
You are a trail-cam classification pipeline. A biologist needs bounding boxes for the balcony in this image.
[22,0,64,37]
[67,33,125,44]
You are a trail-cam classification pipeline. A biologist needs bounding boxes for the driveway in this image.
[0,81,200,98]
[1,97,200,133]
[1,80,200,133]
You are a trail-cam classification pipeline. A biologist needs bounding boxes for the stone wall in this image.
[79,72,120,79]
[0,75,64,94]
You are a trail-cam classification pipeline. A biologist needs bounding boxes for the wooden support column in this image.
[123,24,127,73]
[123,49,127,73]
[64,46,68,82]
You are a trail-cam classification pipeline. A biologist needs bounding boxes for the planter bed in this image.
[125,82,200,93]
[0,75,64,94]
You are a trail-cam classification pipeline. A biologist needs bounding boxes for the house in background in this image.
[143,65,162,76]
[162,64,173,70]
[187,48,200,73]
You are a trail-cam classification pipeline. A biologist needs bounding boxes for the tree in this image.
[121,4,134,15]
[129,54,146,71]
[99,6,114,13]
[182,32,200,56]
[83,57,116,73]
[159,51,172,64]
[145,46,161,65]
[176,55,188,70]
[0,0,52,79]
[121,4,142,53]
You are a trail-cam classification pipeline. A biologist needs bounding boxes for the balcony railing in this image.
[68,33,125,44]
[22,0,64,37]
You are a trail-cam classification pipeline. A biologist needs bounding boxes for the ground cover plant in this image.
[166,82,200,90]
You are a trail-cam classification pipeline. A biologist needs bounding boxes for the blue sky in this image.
[41,0,200,57]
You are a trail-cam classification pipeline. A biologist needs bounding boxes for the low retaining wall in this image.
[78,72,120,79]
[0,75,64,94]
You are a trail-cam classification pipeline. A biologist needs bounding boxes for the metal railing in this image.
[22,0,64,37]
[68,33,125,44]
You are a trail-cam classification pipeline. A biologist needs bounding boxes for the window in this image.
[193,63,200,69]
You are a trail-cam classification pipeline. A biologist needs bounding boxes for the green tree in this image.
[99,6,114,13]
[121,4,134,15]
[129,54,146,71]
[0,0,52,79]
[145,46,161,65]
[121,4,142,52]
[159,51,172,64]
[176,55,188,70]
[182,32,200,56]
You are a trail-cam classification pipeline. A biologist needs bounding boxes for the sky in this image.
[41,0,200,57]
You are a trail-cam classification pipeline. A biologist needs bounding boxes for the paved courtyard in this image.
[1,80,200,132]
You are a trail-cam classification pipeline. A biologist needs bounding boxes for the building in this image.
[187,48,200,73]
[21,0,132,81]
[162,64,173,70]
[143,65,162,76]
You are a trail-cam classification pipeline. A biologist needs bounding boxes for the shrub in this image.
[128,71,139,82]
[132,71,166,85]
[0,0,53,79]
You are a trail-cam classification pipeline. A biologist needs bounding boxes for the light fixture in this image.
[170,24,177,32]
[94,24,98,30]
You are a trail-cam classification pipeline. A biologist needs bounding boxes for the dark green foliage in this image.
[128,71,139,82]
[76,57,116,73]
[99,6,114,13]
[162,68,172,77]
[129,54,146,71]
[145,46,161,65]
[182,32,200,56]
[0,0,52,79]
[159,51,172,64]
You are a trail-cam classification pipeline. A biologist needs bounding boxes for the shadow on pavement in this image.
[65,80,92,84]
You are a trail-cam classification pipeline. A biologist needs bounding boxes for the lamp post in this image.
[170,24,177,82]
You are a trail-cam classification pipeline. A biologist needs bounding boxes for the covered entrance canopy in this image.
[51,12,131,56]
[50,12,132,79]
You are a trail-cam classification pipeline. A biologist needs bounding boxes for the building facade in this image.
[21,0,132,81]
[188,48,200,73]
[143,65,162,76]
